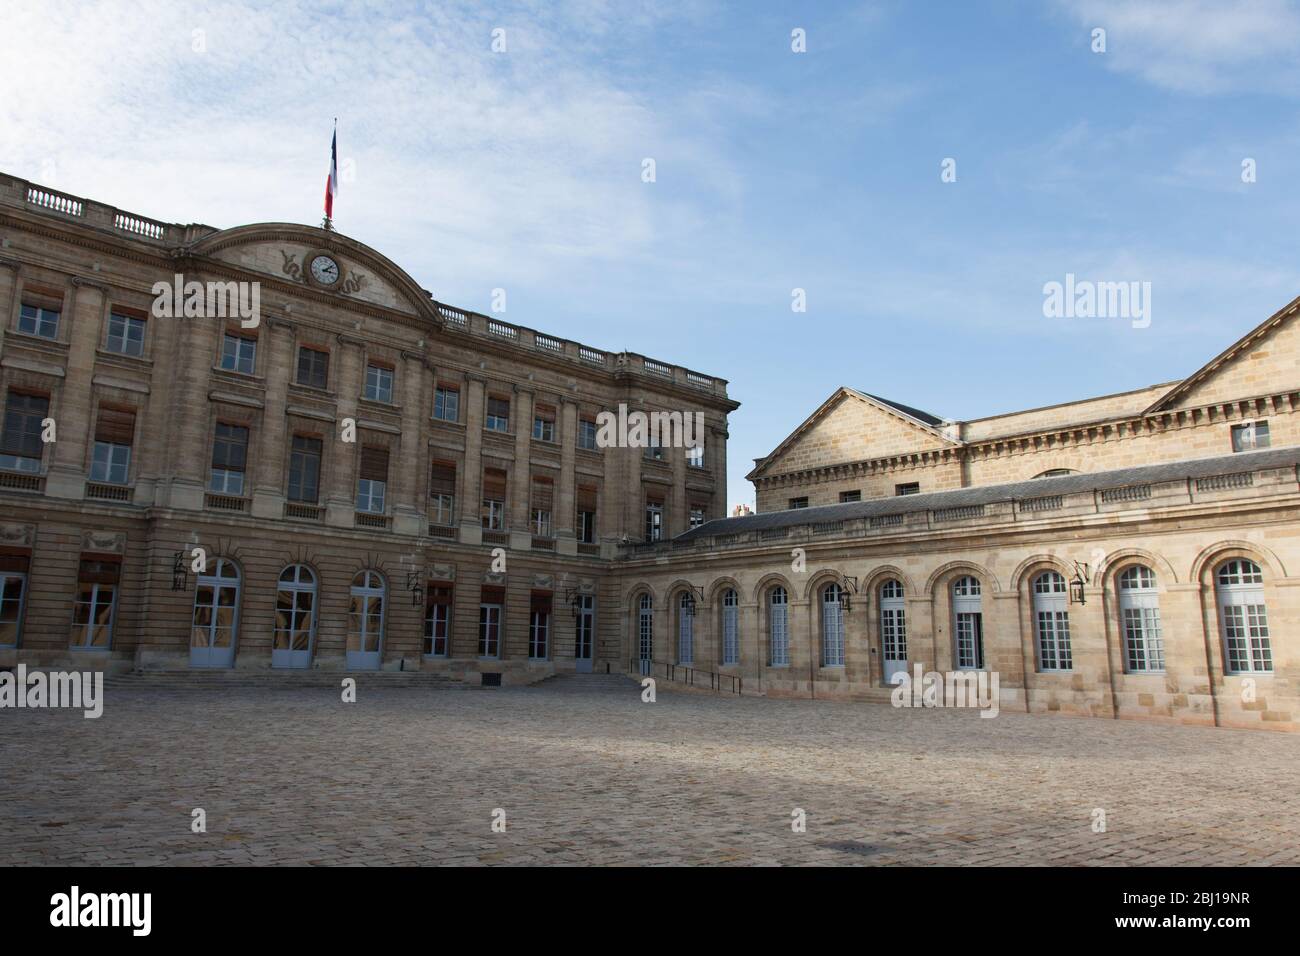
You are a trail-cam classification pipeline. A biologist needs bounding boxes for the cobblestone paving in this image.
[3,676,1298,866]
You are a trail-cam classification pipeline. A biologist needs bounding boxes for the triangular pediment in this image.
[1147,295,1300,413]
[749,388,957,480]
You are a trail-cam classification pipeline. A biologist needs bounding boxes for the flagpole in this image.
[322,118,337,231]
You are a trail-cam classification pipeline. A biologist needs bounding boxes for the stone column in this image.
[458,376,486,545]
[392,350,427,535]
[991,591,1026,712]
[508,386,534,549]
[712,419,729,520]
[325,334,364,527]
[670,431,687,537]
[251,317,293,519]
[556,398,578,555]
[46,277,105,499]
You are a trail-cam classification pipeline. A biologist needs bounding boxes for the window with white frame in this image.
[429,461,456,526]
[364,364,394,403]
[578,417,599,450]
[677,593,695,664]
[348,571,386,658]
[434,385,460,423]
[18,302,60,339]
[689,505,705,529]
[880,578,906,666]
[1231,421,1270,452]
[220,333,256,374]
[424,584,452,656]
[106,311,146,356]
[687,445,704,468]
[638,593,653,662]
[70,559,119,649]
[479,588,503,657]
[274,565,316,657]
[722,589,739,665]
[486,396,510,433]
[1033,571,1073,671]
[822,583,844,666]
[529,593,551,660]
[1216,559,1272,674]
[769,586,789,665]
[209,423,248,495]
[952,575,984,669]
[91,441,131,484]
[1118,565,1164,672]
[645,499,663,541]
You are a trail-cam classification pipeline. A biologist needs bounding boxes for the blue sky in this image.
[4,0,1300,508]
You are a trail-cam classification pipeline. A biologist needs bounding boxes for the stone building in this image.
[619,302,1300,733]
[2,170,1296,733]
[0,173,735,680]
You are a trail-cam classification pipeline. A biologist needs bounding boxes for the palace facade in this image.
[2,170,1297,732]
[0,172,735,680]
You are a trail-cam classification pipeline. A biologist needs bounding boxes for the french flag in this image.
[324,125,338,219]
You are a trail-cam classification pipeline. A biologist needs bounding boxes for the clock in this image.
[307,252,341,287]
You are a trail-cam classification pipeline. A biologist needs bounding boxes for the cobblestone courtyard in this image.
[3,676,1298,866]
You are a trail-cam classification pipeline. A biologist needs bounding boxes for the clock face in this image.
[309,254,340,286]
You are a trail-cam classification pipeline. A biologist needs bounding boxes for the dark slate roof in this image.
[860,391,946,427]
[678,446,1300,542]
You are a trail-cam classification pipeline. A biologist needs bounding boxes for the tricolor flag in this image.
[324,124,338,220]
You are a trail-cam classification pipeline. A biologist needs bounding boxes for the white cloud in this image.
[1057,0,1300,93]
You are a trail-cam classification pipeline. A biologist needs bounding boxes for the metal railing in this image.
[629,657,742,695]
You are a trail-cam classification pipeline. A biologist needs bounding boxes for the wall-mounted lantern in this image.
[170,551,189,592]
[682,585,705,617]
[837,575,862,613]
[406,568,424,607]
[1069,561,1089,605]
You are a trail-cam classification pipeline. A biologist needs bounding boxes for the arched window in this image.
[769,586,789,666]
[952,575,983,670]
[721,589,739,665]
[348,570,386,669]
[821,583,844,666]
[637,593,653,667]
[677,592,694,664]
[1216,559,1272,674]
[1033,571,1071,671]
[880,579,907,681]
[274,564,316,668]
[1118,565,1163,672]
[191,558,240,668]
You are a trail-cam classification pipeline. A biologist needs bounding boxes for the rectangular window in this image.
[296,346,329,389]
[532,405,556,443]
[788,497,808,510]
[105,311,146,356]
[434,385,460,423]
[209,422,249,494]
[577,485,598,544]
[482,467,507,530]
[364,364,394,403]
[0,391,49,473]
[220,333,256,374]
[71,559,119,649]
[839,490,861,503]
[689,505,705,529]
[429,461,457,526]
[1123,607,1165,672]
[479,587,504,657]
[356,445,389,512]
[578,417,599,450]
[645,498,664,541]
[18,302,60,339]
[529,592,551,660]
[424,583,452,657]
[288,435,322,503]
[89,406,135,485]
[895,483,920,496]
[486,396,510,432]
[644,443,665,461]
[1231,421,1270,452]
[687,445,704,468]
[530,476,553,537]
